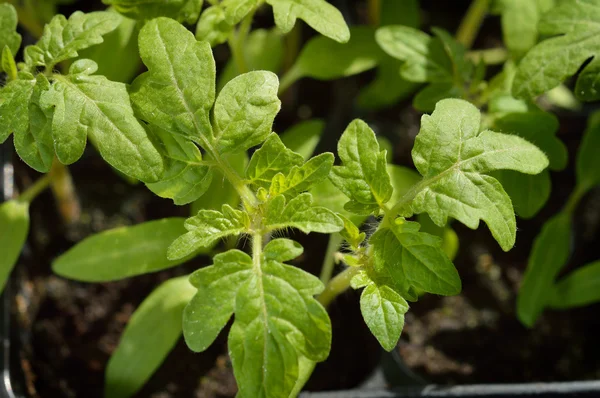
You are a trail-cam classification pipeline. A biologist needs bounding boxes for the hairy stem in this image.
[456,0,490,49]
[317,266,360,308]
[319,234,343,284]
[18,174,51,203]
[49,159,81,224]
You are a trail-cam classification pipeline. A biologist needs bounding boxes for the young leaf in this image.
[263,238,304,262]
[40,60,164,182]
[131,17,215,143]
[266,0,350,43]
[1,46,17,81]
[167,205,250,260]
[246,133,304,189]
[213,71,281,154]
[512,0,600,100]
[265,193,344,234]
[286,27,382,82]
[338,214,365,250]
[146,125,213,205]
[370,219,461,297]
[269,153,334,197]
[0,4,22,72]
[577,111,600,193]
[549,261,600,309]
[330,119,393,212]
[218,28,284,90]
[183,246,332,398]
[195,5,234,46]
[26,11,121,70]
[517,213,571,326]
[279,119,325,161]
[53,218,190,282]
[360,280,409,351]
[221,0,259,24]
[103,0,203,24]
[0,200,29,293]
[409,99,548,251]
[105,276,196,398]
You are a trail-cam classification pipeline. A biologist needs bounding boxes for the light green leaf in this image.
[287,26,382,82]
[218,28,284,90]
[146,125,213,205]
[105,276,196,398]
[0,200,29,293]
[360,282,409,351]
[266,0,350,43]
[41,60,164,182]
[183,247,331,398]
[131,17,215,143]
[269,153,334,197]
[338,214,365,250]
[168,205,249,260]
[388,164,421,205]
[246,133,304,189]
[221,0,258,24]
[512,0,600,100]
[409,99,548,251]
[53,218,189,282]
[0,77,35,145]
[214,71,281,154]
[549,261,600,309]
[492,170,551,219]
[26,11,121,70]
[577,110,600,192]
[263,238,304,262]
[265,193,343,234]
[370,219,461,297]
[14,75,54,173]
[279,119,324,161]
[375,25,452,83]
[412,82,463,112]
[0,4,21,72]
[517,213,571,326]
[103,0,203,23]
[77,11,140,83]
[417,214,459,261]
[330,119,393,211]
[195,5,234,47]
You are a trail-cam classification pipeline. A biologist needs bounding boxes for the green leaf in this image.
[512,0,600,100]
[417,214,459,261]
[0,4,21,72]
[371,219,461,297]
[168,205,249,260]
[266,0,350,43]
[218,28,284,90]
[105,276,196,398]
[146,125,213,205]
[265,193,343,234]
[360,281,409,351]
[388,164,421,205]
[357,58,419,110]
[26,11,121,70]
[221,0,259,24]
[131,17,215,143]
[330,119,393,212]
[288,26,382,81]
[195,5,234,47]
[246,133,304,189]
[53,218,189,282]
[492,170,551,219]
[77,11,141,83]
[213,71,281,154]
[379,0,420,28]
[279,119,325,161]
[412,82,463,112]
[269,153,334,197]
[494,0,555,58]
[0,77,36,145]
[41,60,164,182]
[183,247,332,398]
[517,213,571,326]
[103,0,203,23]
[409,99,549,251]
[549,261,600,309]
[1,46,17,80]
[577,110,600,192]
[14,75,54,173]
[0,200,29,293]
[338,214,365,250]
[263,238,304,262]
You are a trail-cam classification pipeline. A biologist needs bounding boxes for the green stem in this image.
[563,185,587,215]
[467,47,508,65]
[49,159,81,224]
[456,0,490,49]
[18,174,51,203]
[228,8,256,75]
[319,234,343,284]
[368,0,381,26]
[278,65,303,95]
[317,266,361,308]
[213,155,257,209]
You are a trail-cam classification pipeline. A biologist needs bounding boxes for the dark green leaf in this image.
[577,110,600,192]
[549,261,600,309]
